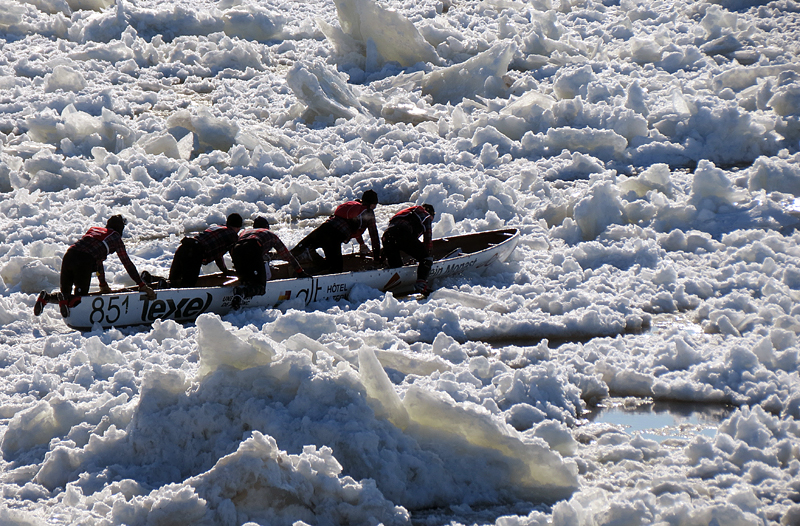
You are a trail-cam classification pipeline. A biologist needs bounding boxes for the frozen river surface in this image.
[2,0,800,524]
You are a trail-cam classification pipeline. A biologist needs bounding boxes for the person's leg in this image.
[294,223,347,271]
[59,250,94,316]
[393,236,432,293]
[230,243,249,298]
[230,243,247,278]
[292,225,329,266]
[320,238,344,273]
[60,249,79,299]
[250,248,267,295]
[231,241,266,297]
[292,227,322,257]
[59,250,93,297]
[72,265,93,296]
[183,246,203,287]
[33,290,48,316]
[418,257,433,281]
[57,252,77,317]
[382,226,404,268]
[170,240,203,288]
[403,238,432,281]
[169,243,188,287]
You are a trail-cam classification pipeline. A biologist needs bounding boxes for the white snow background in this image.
[1,0,800,523]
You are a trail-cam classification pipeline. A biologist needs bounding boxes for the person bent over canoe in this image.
[231,216,311,300]
[382,204,436,296]
[169,213,243,288]
[290,190,381,273]
[33,214,156,318]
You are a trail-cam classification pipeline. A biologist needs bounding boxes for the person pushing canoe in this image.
[230,216,311,301]
[169,213,243,288]
[291,190,381,273]
[33,214,156,318]
[382,204,436,296]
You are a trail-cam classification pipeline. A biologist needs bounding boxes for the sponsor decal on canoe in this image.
[383,272,402,290]
[325,282,348,295]
[286,277,348,305]
[141,293,213,322]
[294,278,322,304]
[86,295,133,326]
[429,255,478,278]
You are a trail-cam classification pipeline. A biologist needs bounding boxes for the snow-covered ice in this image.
[2,0,800,523]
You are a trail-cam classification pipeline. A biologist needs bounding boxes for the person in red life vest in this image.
[382,203,436,295]
[230,216,311,300]
[33,214,156,318]
[169,213,243,288]
[290,190,380,273]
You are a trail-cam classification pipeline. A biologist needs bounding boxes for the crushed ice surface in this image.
[2,0,800,524]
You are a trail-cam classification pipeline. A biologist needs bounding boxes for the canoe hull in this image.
[64,228,519,330]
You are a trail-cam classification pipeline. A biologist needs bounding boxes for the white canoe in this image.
[62,228,520,330]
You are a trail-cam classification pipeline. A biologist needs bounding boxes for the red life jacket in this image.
[389,206,432,239]
[333,201,367,220]
[81,227,117,257]
[239,228,275,247]
[391,206,430,226]
[333,201,373,239]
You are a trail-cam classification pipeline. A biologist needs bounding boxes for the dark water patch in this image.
[487,334,596,350]
[584,397,735,443]
[484,322,652,354]
[647,311,703,336]
[410,501,548,526]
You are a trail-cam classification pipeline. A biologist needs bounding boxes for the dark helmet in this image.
[253,216,270,229]
[361,189,379,205]
[226,213,243,228]
[106,214,127,233]
[422,204,435,217]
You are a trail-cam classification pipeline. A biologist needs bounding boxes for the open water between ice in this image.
[584,398,735,444]
[487,312,734,446]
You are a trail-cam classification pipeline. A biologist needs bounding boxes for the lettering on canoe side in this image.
[326,282,348,294]
[429,257,478,278]
[292,278,323,305]
[141,293,213,322]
